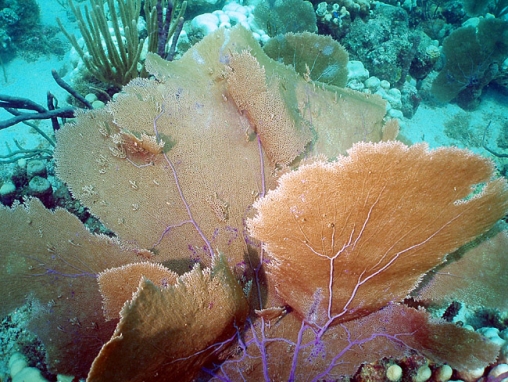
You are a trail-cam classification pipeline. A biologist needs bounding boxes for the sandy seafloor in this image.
[0,0,77,162]
[0,0,507,379]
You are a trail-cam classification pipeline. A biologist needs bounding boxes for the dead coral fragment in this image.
[248,141,508,326]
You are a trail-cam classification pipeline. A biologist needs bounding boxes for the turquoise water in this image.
[0,0,507,381]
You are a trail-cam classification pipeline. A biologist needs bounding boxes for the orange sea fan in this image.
[248,141,508,327]
[98,262,179,320]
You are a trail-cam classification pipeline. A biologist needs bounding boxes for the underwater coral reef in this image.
[0,0,508,381]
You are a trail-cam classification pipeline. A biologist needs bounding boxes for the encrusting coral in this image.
[0,25,508,380]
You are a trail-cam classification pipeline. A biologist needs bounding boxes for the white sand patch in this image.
[401,88,508,171]
[0,0,79,159]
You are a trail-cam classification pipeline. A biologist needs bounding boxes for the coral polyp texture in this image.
[1,25,508,381]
